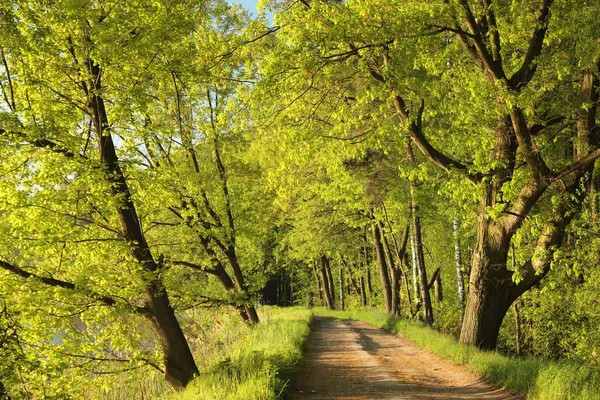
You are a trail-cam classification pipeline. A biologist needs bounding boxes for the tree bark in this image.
[359,276,367,307]
[325,256,336,309]
[428,268,443,303]
[514,301,522,355]
[406,177,433,324]
[460,68,600,349]
[87,60,198,389]
[410,232,420,307]
[312,261,324,304]
[370,209,393,313]
[320,255,335,310]
[381,223,401,316]
[339,267,345,311]
[363,231,373,297]
[453,220,466,314]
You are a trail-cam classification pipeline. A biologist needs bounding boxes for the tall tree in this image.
[259,0,600,349]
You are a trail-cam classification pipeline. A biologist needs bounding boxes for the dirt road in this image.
[287,317,522,400]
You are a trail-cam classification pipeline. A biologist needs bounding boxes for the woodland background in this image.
[1,0,600,398]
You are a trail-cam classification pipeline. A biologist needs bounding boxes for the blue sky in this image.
[230,0,260,16]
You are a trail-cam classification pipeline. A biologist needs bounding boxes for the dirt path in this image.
[287,316,522,400]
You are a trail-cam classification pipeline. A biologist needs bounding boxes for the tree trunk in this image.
[453,220,466,314]
[363,232,373,297]
[341,254,360,295]
[407,181,433,324]
[325,257,336,309]
[461,69,599,349]
[87,60,197,389]
[313,261,324,303]
[427,268,442,303]
[411,233,419,307]
[320,255,335,310]
[390,267,401,315]
[339,268,345,311]
[224,248,260,324]
[514,301,522,355]
[381,223,401,316]
[370,209,393,313]
[592,175,599,224]
[434,273,442,303]
[359,276,367,307]
[212,263,252,322]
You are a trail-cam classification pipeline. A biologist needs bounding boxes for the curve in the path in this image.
[287,316,523,400]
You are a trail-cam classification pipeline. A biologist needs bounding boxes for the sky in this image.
[229,0,274,23]
[230,0,261,16]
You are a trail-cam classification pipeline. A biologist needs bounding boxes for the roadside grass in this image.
[171,307,312,400]
[317,308,600,400]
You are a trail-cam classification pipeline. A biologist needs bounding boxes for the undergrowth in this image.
[317,308,600,400]
[171,307,312,400]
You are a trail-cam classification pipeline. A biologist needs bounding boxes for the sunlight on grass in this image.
[171,307,312,400]
[317,308,600,400]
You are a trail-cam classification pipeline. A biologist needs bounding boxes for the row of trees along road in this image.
[1,0,600,396]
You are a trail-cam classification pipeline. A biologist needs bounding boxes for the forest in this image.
[0,0,599,398]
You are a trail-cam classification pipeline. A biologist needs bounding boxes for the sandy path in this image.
[287,316,522,400]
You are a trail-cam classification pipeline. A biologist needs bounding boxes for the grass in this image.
[171,307,312,400]
[317,308,600,400]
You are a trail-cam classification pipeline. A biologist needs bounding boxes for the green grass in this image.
[171,307,312,400]
[317,308,600,400]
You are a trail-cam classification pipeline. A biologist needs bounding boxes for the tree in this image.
[259,0,600,349]
[0,0,265,391]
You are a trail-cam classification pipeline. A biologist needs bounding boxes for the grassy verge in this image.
[171,307,312,400]
[317,308,600,400]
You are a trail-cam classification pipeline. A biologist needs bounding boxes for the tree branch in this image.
[172,260,217,276]
[509,107,552,179]
[482,0,502,62]
[553,148,600,180]
[0,259,151,316]
[508,0,554,89]
[456,0,506,81]
[393,96,482,184]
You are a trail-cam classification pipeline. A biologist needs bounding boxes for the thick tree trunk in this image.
[370,209,393,313]
[453,220,466,314]
[459,186,520,349]
[320,255,335,310]
[461,70,599,349]
[460,176,586,349]
[87,60,197,389]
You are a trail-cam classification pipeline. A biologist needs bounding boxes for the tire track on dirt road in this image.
[287,316,522,400]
